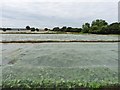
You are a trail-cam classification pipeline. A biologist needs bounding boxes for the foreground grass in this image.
[2,79,120,90]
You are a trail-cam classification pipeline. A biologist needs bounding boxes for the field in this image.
[1,34,120,89]
[2,34,118,41]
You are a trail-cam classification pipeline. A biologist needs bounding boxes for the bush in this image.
[2,28,6,32]
[31,28,35,31]
[26,26,30,30]
[44,28,49,31]
[36,28,39,31]
[52,27,60,31]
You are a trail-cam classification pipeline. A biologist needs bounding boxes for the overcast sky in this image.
[1,0,119,28]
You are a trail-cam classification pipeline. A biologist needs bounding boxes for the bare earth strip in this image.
[1,40,120,43]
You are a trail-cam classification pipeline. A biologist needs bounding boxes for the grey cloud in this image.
[1,1,118,28]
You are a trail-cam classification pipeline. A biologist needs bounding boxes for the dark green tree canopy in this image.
[26,26,30,30]
[91,19,108,27]
[104,22,120,34]
[89,19,108,34]
[36,28,39,31]
[31,27,35,31]
[61,26,67,31]
[2,19,118,34]
[81,23,90,33]
[53,27,60,31]
[44,28,49,31]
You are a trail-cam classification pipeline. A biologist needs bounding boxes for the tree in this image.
[53,27,60,31]
[77,28,82,32]
[44,28,49,31]
[104,22,120,34]
[31,27,35,31]
[91,19,108,27]
[61,26,67,32]
[26,26,30,30]
[81,23,90,33]
[66,27,72,32]
[2,28,6,32]
[90,19,108,34]
[36,28,39,31]
[6,28,12,30]
[89,25,99,34]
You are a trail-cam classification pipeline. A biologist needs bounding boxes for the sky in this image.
[0,0,119,28]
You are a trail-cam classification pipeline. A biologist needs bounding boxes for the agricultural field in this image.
[2,34,119,41]
[1,35,119,89]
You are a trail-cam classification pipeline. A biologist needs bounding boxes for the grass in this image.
[2,79,120,89]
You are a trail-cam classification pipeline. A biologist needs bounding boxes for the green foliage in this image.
[91,19,108,27]
[81,19,120,34]
[2,28,6,32]
[50,19,120,34]
[103,22,120,34]
[61,26,67,31]
[66,27,72,32]
[89,19,108,34]
[52,27,60,31]
[52,26,81,32]
[44,28,49,31]
[31,27,35,32]
[2,19,119,34]
[81,23,90,33]
[2,79,119,89]
[6,28,12,30]
[26,26,31,30]
[36,28,39,31]
[66,27,82,32]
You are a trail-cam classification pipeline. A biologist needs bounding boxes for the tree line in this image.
[51,19,120,34]
[1,19,120,34]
